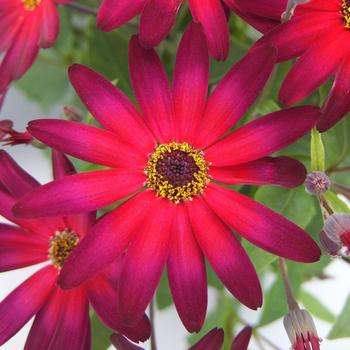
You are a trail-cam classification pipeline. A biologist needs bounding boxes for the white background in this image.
[1,89,350,349]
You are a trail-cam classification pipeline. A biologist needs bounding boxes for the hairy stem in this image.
[278,258,299,311]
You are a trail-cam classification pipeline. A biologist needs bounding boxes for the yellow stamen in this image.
[22,0,41,11]
[48,228,79,269]
[341,0,350,28]
[145,142,210,204]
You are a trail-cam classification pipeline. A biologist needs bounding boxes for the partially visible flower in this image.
[231,326,252,350]
[97,0,282,61]
[319,230,342,256]
[252,0,350,131]
[111,328,224,350]
[304,171,331,196]
[0,120,13,140]
[322,213,350,254]
[0,127,34,146]
[284,308,321,350]
[14,24,321,333]
[0,0,70,97]
[0,150,150,348]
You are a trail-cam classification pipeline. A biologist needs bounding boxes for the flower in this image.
[97,0,280,61]
[231,326,252,350]
[14,23,321,332]
[0,0,69,96]
[304,171,331,196]
[0,120,13,140]
[111,327,224,350]
[321,213,350,254]
[251,0,350,131]
[0,150,150,348]
[284,308,321,350]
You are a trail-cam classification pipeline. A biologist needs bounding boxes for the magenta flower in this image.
[0,120,13,140]
[0,150,150,348]
[0,0,69,96]
[244,0,350,131]
[14,24,321,332]
[97,0,280,61]
[231,326,252,350]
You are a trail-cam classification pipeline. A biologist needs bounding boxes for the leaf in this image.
[156,271,173,310]
[91,313,112,350]
[324,191,350,214]
[311,128,325,171]
[299,290,335,323]
[328,294,350,339]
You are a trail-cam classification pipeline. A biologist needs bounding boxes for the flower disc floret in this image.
[341,0,350,28]
[48,228,79,269]
[22,0,41,10]
[145,142,210,203]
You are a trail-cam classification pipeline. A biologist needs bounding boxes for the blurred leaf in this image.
[91,313,112,350]
[328,294,350,339]
[324,191,350,214]
[311,128,325,172]
[156,271,173,310]
[299,290,335,323]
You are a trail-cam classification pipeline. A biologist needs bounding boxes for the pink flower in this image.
[14,24,321,332]
[0,0,68,95]
[0,150,150,348]
[0,120,13,140]
[249,0,350,131]
[97,0,279,61]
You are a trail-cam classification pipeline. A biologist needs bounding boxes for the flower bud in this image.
[319,230,341,256]
[63,106,83,122]
[322,213,350,253]
[304,171,331,196]
[284,309,321,350]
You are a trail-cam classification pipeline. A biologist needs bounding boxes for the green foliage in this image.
[91,313,112,350]
[311,128,325,172]
[328,294,350,339]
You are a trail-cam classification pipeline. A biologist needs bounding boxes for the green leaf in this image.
[324,191,350,214]
[328,294,350,339]
[299,290,335,323]
[156,271,173,310]
[91,313,112,350]
[311,128,325,171]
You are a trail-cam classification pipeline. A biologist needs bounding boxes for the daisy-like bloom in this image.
[0,0,70,96]
[284,308,321,350]
[14,23,321,332]
[321,213,350,255]
[245,0,350,131]
[0,150,150,348]
[97,0,285,61]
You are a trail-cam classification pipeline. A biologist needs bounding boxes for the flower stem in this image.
[150,298,158,350]
[319,195,334,217]
[65,2,98,16]
[278,258,299,311]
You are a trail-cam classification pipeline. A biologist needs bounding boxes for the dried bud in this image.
[63,106,84,122]
[304,171,331,196]
[282,0,311,21]
[319,230,341,256]
[284,309,321,350]
[322,213,350,253]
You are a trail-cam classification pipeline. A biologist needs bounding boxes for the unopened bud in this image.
[63,106,83,122]
[322,213,350,253]
[305,171,331,196]
[284,309,321,350]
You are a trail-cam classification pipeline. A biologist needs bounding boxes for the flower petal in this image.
[118,196,175,326]
[97,0,147,31]
[167,205,207,333]
[173,22,209,143]
[68,64,155,154]
[39,0,59,48]
[27,119,147,169]
[0,150,40,198]
[189,328,224,350]
[188,0,229,61]
[279,32,348,105]
[139,0,182,47]
[58,190,155,289]
[129,36,175,143]
[231,326,252,350]
[188,198,262,309]
[13,169,145,218]
[0,223,47,272]
[205,106,320,167]
[195,45,276,148]
[87,274,151,342]
[319,57,350,132]
[0,266,57,346]
[205,184,321,262]
[210,156,306,188]
[110,334,144,350]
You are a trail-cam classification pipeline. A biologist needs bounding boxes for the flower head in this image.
[284,309,321,350]
[249,0,350,131]
[0,150,150,348]
[304,171,331,196]
[14,23,321,332]
[0,0,69,96]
